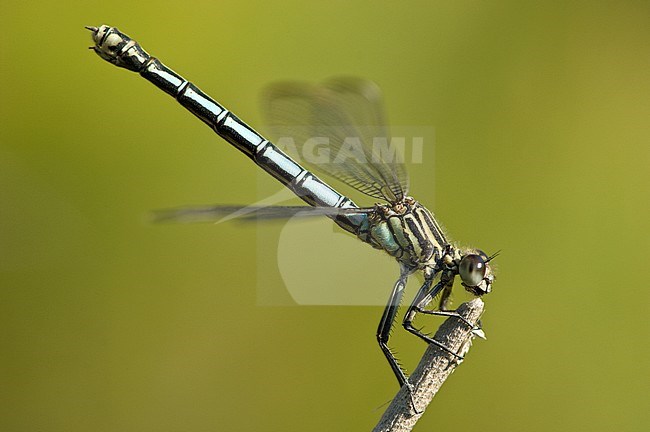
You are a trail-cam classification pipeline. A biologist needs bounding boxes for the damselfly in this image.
[87,25,496,388]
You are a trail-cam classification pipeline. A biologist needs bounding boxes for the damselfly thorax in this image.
[359,197,446,269]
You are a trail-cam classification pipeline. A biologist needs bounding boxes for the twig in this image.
[372,298,485,432]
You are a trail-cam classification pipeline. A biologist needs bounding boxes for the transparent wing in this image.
[152,205,374,224]
[261,77,409,202]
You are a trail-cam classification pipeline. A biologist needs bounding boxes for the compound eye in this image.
[459,254,487,287]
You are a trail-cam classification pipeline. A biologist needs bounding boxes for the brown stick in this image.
[372,298,485,432]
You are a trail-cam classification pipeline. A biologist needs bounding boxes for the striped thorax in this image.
[361,196,494,296]
[362,197,446,269]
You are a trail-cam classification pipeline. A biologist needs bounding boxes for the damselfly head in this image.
[458,250,494,296]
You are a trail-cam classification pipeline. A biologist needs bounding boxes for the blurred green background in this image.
[1,1,649,431]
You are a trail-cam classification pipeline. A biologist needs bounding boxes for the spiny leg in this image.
[437,284,485,336]
[402,276,465,360]
[419,297,479,331]
[412,276,483,335]
[376,270,409,388]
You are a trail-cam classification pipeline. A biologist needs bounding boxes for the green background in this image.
[1,1,649,431]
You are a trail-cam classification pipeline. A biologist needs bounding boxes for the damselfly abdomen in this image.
[87,25,496,388]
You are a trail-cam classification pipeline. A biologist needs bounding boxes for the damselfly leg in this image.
[403,276,467,361]
[376,269,409,387]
